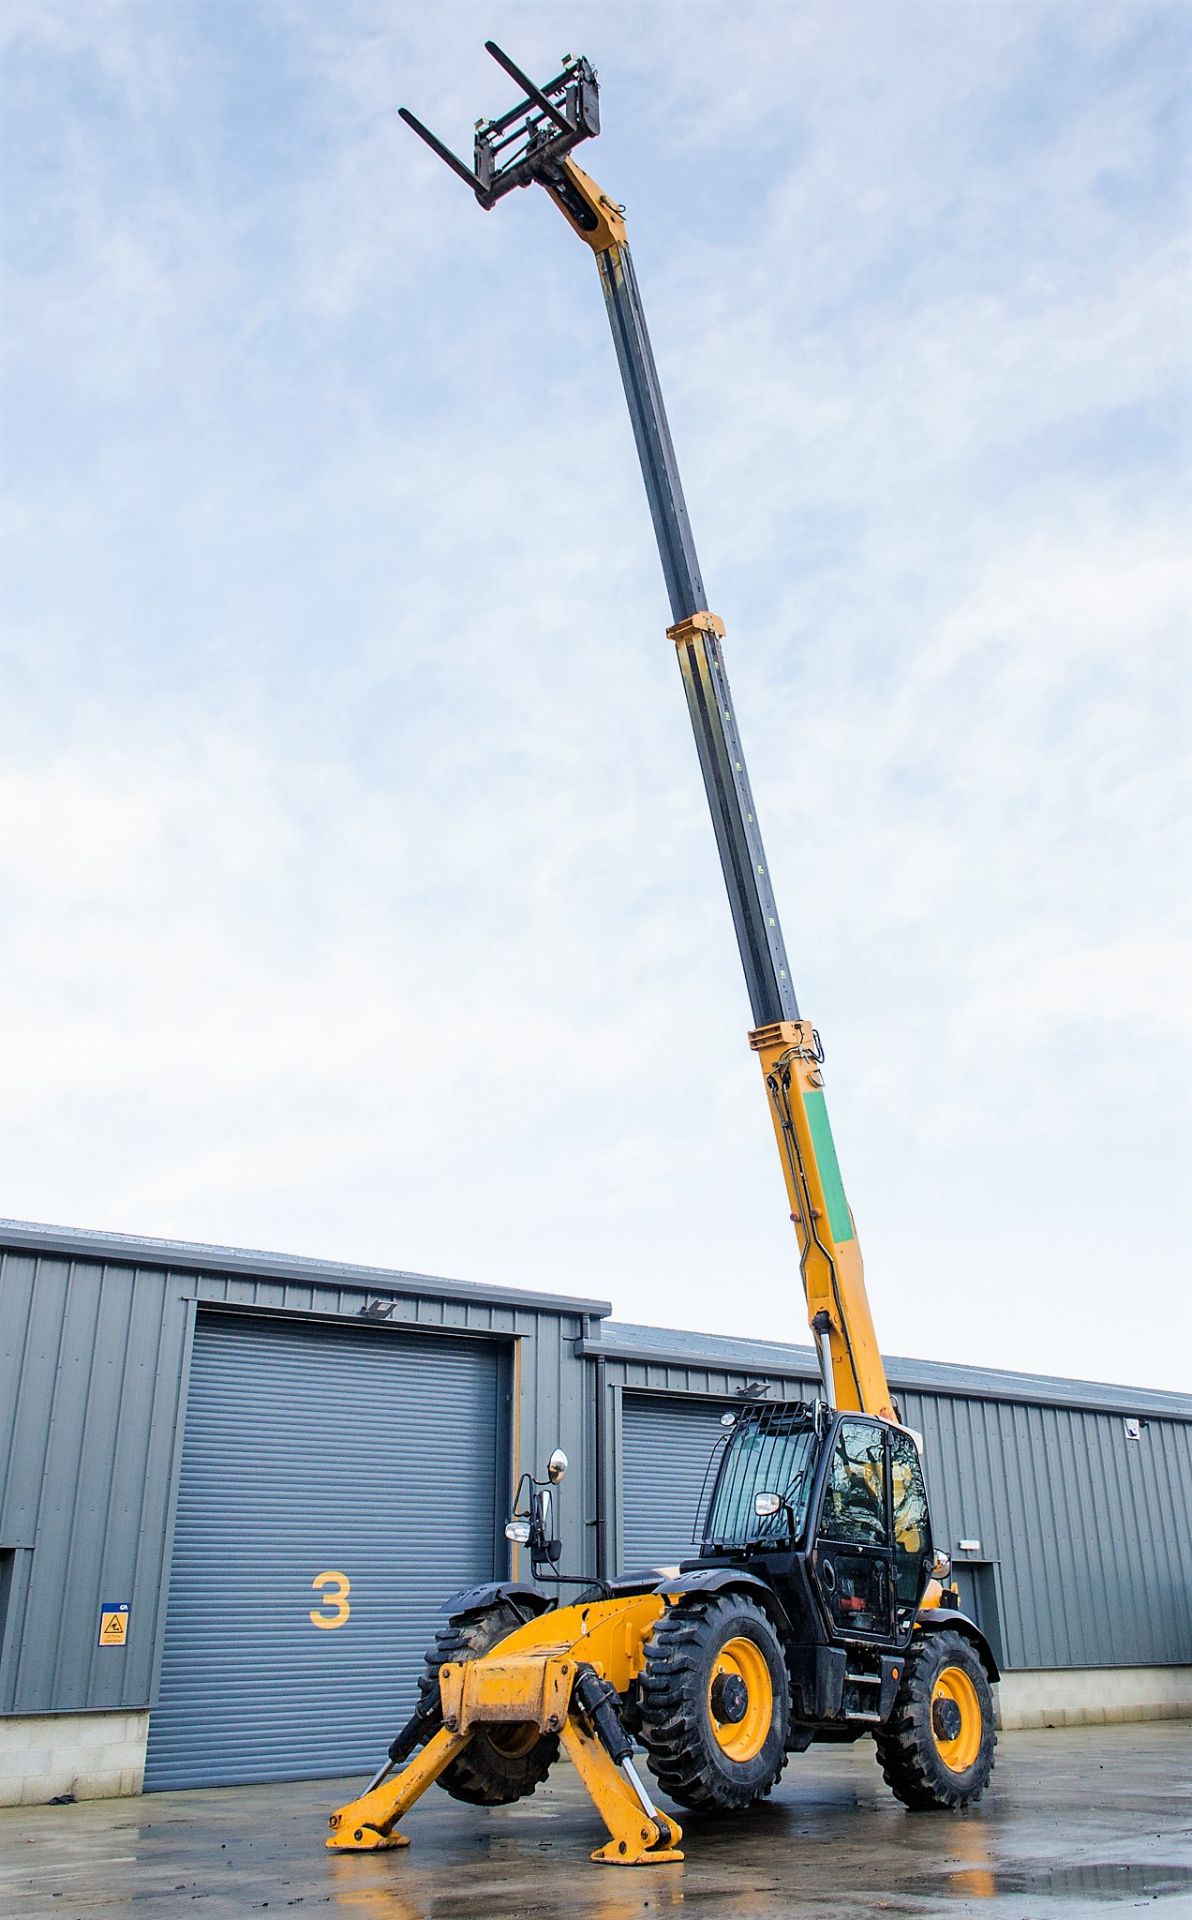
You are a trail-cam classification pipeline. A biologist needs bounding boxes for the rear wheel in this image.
[875,1628,996,1809]
[638,1592,790,1811]
[418,1604,559,1806]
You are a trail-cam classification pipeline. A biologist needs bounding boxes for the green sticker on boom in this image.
[802,1089,855,1243]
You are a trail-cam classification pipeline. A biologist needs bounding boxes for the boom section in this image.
[595,238,796,1031]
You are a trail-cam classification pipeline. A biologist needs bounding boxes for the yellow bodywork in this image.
[545,155,628,253]
[327,1593,682,1866]
[750,1019,896,1420]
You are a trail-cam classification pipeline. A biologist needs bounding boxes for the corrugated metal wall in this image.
[0,1230,599,1716]
[900,1387,1192,1670]
[3,1220,1190,1730]
[601,1345,1192,1672]
[0,1250,189,1715]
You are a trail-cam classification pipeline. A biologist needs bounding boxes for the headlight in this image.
[504,1518,531,1544]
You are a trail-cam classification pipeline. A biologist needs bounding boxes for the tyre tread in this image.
[420,1609,558,1807]
[874,1628,996,1811]
[638,1593,790,1812]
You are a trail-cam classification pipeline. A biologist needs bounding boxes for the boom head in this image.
[399,44,600,211]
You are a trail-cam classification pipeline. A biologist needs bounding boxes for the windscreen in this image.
[701,1406,819,1549]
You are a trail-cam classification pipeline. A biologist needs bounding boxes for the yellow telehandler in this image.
[327,45,997,1867]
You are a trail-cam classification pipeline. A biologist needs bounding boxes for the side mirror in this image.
[754,1491,782,1517]
[931,1549,952,1581]
[503,1459,569,1576]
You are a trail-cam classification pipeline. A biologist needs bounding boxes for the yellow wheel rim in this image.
[931,1665,982,1773]
[707,1635,773,1762]
[486,1721,541,1759]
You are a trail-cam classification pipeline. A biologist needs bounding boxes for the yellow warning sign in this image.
[99,1604,129,1647]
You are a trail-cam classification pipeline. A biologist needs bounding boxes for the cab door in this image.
[889,1425,935,1626]
[813,1416,896,1640]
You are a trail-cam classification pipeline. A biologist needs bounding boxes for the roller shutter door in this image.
[620,1394,733,1572]
[145,1313,501,1789]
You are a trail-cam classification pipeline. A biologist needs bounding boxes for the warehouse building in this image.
[1,1219,1189,1805]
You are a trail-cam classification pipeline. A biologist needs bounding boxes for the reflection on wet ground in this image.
[1,1722,1190,1919]
[949,1862,1192,1901]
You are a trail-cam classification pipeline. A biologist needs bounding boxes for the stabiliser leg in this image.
[325,1662,683,1865]
[326,1724,467,1851]
[325,1599,684,1864]
[562,1714,683,1864]
[563,1663,683,1865]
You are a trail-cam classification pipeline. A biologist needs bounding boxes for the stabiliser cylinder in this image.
[572,1664,634,1765]
[387,1696,440,1764]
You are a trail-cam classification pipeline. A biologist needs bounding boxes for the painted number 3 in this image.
[310,1570,351,1630]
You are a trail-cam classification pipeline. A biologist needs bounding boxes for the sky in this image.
[1,1,1189,1392]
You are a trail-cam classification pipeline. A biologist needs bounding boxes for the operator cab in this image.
[694,1402,938,1645]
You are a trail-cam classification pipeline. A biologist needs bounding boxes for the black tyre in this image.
[875,1628,996,1810]
[418,1604,558,1807]
[638,1592,790,1812]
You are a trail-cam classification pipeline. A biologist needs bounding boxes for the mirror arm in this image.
[505,1447,572,1577]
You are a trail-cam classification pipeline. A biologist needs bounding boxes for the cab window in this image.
[819,1419,888,1546]
[890,1429,932,1607]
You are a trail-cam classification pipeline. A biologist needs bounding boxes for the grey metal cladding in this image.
[0,1219,610,1318]
[0,1250,190,1714]
[4,1219,1190,1720]
[593,1322,1192,1422]
[0,1234,592,1715]
[900,1388,1192,1671]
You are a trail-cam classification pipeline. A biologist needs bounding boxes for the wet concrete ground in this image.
[1,1723,1189,1919]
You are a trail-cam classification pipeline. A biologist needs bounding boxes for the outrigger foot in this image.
[589,1808,683,1867]
[327,1823,410,1851]
[326,1724,466,1852]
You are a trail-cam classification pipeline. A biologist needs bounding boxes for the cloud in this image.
[1,1,1188,1390]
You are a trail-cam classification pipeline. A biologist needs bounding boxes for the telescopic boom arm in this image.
[401,47,895,1423]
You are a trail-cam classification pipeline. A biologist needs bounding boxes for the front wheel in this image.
[638,1592,790,1811]
[875,1628,996,1809]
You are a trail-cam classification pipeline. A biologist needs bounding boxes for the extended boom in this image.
[403,47,892,1420]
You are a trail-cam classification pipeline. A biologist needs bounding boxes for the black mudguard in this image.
[914,1602,1000,1680]
[441,1580,555,1622]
